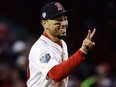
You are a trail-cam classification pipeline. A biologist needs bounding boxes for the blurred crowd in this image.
[0,20,36,87]
[0,0,116,87]
[68,62,116,87]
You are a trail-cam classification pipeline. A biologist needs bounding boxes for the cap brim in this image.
[50,10,73,19]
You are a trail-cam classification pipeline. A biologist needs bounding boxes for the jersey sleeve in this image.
[28,40,60,86]
[39,50,59,76]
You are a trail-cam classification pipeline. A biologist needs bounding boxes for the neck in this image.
[43,32,61,43]
[43,33,62,47]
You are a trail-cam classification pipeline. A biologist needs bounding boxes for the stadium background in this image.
[0,0,116,87]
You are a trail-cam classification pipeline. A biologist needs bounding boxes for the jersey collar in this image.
[43,33,62,47]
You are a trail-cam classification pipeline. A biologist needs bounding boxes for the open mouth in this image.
[59,29,66,35]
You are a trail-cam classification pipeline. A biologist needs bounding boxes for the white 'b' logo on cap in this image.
[55,2,62,10]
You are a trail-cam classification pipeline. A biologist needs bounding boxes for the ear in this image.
[41,20,49,29]
[41,20,46,26]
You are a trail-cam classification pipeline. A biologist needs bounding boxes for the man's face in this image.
[45,15,68,39]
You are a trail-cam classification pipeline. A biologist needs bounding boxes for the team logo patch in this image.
[40,53,51,63]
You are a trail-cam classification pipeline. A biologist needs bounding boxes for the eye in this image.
[54,22,61,25]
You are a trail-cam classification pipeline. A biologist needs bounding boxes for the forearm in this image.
[47,49,85,82]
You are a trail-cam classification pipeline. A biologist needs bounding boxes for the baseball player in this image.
[26,2,96,87]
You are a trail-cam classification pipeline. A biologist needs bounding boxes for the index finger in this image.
[86,29,91,39]
[90,28,96,40]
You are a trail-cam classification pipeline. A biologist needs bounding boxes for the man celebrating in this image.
[27,2,96,87]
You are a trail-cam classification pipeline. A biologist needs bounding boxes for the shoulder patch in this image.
[40,53,51,63]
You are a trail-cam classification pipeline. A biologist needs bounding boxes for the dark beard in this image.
[57,35,68,40]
